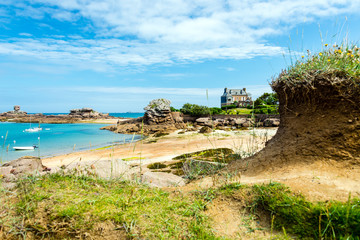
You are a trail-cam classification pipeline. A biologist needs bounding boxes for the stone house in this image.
[221,88,252,107]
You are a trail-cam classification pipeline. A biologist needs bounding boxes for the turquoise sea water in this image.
[0,122,141,162]
[109,112,144,118]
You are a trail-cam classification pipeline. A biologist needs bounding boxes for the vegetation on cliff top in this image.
[273,44,360,88]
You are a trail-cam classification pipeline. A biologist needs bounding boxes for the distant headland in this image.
[0,106,118,124]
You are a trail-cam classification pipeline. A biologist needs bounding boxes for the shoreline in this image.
[42,128,278,168]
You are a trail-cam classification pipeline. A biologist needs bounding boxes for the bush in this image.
[170,106,179,112]
[180,103,210,116]
[251,105,278,114]
[209,107,223,115]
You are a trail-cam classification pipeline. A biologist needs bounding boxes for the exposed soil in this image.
[228,71,360,183]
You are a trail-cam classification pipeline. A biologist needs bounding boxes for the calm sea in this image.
[0,122,141,162]
[39,112,144,118]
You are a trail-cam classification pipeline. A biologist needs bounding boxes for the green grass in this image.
[224,108,252,115]
[2,174,359,239]
[11,173,219,239]
[173,148,238,163]
[92,145,113,151]
[276,44,360,85]
[219,182,360,240]
[121,156,140,161]
[147,162,167,169]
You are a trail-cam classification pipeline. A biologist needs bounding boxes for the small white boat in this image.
[13,146,37,151]
[24,127,42,132]
[24,116,42,132]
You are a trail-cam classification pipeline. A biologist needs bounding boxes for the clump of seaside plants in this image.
[273,43,360,93]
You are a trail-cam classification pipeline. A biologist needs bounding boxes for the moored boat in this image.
[13,146,37,150]
[24,127,42,132]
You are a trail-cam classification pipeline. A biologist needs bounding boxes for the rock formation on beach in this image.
[104,98,186,135]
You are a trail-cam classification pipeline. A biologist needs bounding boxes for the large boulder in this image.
[199,126,212,133]
[63,159,132,179]
[263,118,280,127]
[0,156,45,189]
[141,171,186,188]
[195,117,214,127]
[2,156,43,176]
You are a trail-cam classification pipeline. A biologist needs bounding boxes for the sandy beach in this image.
[42,128,278,168]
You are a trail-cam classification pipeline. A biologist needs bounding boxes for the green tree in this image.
[254,93,278,107]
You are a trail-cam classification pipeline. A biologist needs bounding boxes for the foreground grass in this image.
[1,174,359,239]
[2,174,218,239]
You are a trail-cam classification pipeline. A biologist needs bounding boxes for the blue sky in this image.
[1,0,360,113]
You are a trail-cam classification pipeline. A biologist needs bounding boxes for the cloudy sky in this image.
[1,0,360,112]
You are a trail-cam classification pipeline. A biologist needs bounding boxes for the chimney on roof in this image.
[224,87,228,93]
[243,88,246,92]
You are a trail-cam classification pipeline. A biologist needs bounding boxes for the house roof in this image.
[222,88,247,96]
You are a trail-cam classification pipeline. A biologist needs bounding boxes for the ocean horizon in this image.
[0,122,141,162]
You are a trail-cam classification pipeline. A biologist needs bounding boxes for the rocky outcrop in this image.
[0,105,27,117]
[0,107,114,123]
[69,108,109,118]
[104,99,186,135]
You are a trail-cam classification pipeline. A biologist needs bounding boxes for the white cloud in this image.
[0,0,359,69]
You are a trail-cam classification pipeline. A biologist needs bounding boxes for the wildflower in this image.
[327,59,331,62]
[347,53,351,56]
[325,44,328,47]
[351,54,354,58]
[301,55,304,58]
[348,49,352,53]
[319,52,323,56]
